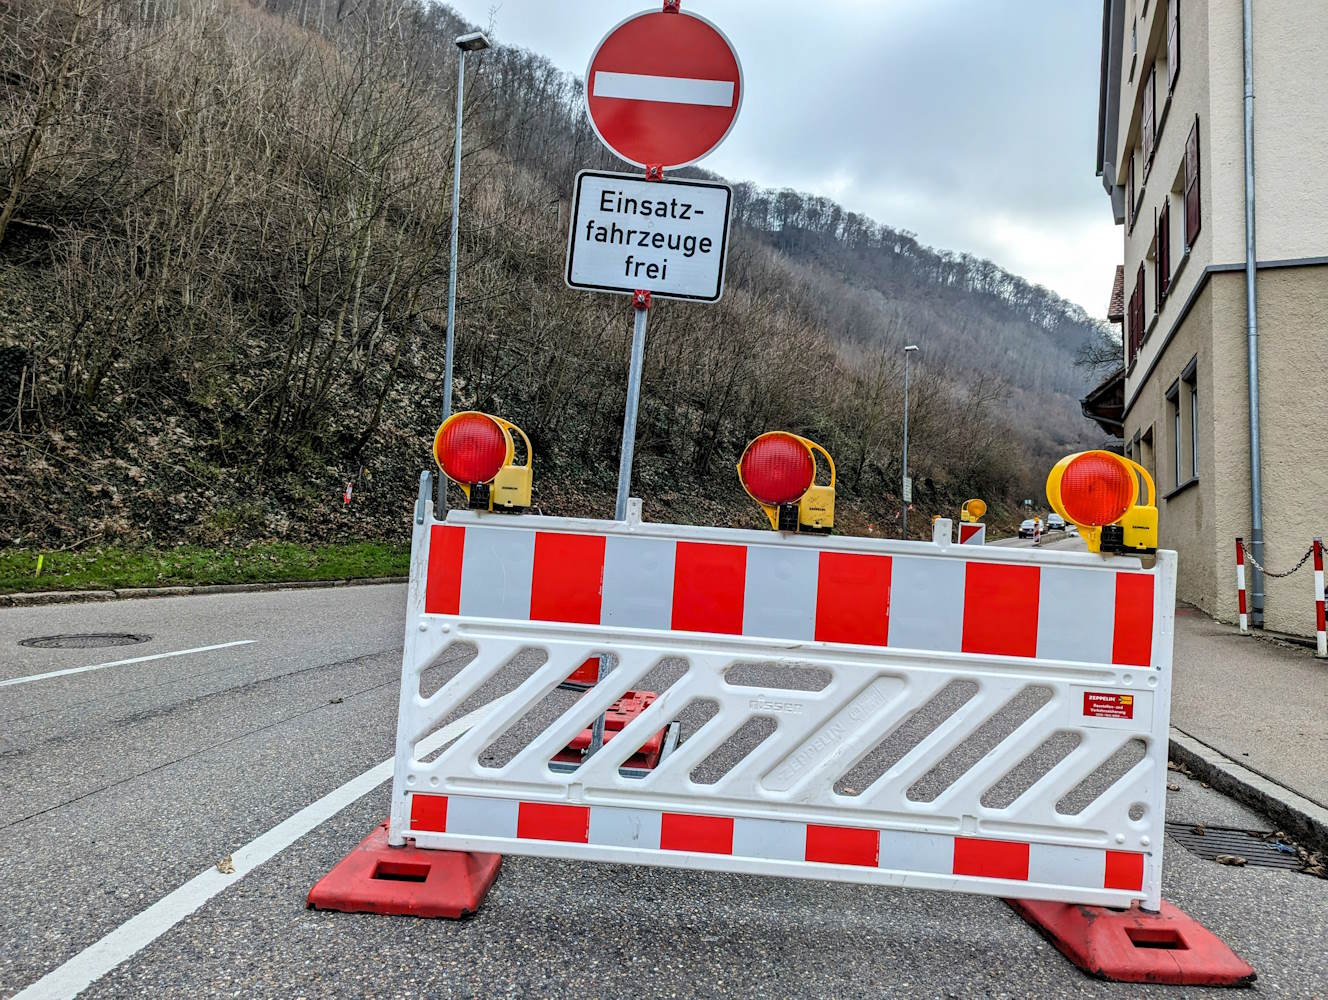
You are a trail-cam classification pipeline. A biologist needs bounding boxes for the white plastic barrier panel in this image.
[389,477,1177,910]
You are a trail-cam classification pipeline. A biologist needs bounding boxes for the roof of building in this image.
[1080,364,1126,438]
[1107,264,1125,322]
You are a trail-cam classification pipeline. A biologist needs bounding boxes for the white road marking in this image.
[13,696,506,1000]
[593,70,734,107]
[1,640,257,689]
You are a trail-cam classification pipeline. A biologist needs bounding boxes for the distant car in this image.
[1046,514,1066,532]
[1018,518,1038,538]
[1066,523,1080,537]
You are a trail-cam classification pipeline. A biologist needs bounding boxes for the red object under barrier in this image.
[308,820,500,919]
[1007,898,1255,986]
[553,689,667,769]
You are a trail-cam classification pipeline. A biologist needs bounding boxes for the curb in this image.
[1169,727,1328,852]
[0,576,408,608]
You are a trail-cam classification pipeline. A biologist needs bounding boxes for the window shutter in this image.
[1127,155,1136,229]
[1167,0,1180,91]
[1184,118,1201,246]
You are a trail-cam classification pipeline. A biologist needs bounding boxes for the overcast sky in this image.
[444,1,1120,318]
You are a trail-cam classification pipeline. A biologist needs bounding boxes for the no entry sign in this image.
[585,8,743,169]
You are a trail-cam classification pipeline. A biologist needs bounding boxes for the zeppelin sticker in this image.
[1083,691,1134,720]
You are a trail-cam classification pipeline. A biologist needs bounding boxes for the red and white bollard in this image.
[1314,537,1326,658]
[1235,537,1249,635]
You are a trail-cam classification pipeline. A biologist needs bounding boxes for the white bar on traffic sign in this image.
[566,170,732,303]
[592,71,735,108]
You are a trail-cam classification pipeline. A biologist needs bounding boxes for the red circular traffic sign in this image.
[585,8,743,170]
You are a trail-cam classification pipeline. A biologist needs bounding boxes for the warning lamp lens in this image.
[436,413,507,485]
[740,433,815,506]
[1060,453,1135,526]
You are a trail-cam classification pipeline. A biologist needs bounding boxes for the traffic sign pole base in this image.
[1006,898,1255,986]
[308,820,501,919]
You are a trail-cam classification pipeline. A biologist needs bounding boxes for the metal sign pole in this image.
[614,290,651,522]
[590,289,650,760]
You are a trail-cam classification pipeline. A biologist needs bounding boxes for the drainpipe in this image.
[1242,0,1265,627]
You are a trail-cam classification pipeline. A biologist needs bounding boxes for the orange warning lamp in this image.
[960,499,987,524]
[737,431,835,534]
[1046,451,1157,555]
[433,411,533,512]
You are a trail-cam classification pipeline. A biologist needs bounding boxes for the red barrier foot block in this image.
[308,821,500,919]
[1007,899,1255,987]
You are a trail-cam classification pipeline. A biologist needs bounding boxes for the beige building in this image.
[1092,0,1328,635]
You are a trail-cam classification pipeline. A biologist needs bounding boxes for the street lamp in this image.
[442,31,491,427]
[902,344,919,537]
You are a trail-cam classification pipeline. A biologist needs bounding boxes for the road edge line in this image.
[0,641,258,689]
[11,697,505,1000]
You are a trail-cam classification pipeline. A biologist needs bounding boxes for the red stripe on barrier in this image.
[671,542,747,634]
[530,532,606,624]
[814,552,891,645]
[1104,850,1145,891]
[1318,600,1326,633]
[1238,590,1247,614]
[1112,573,1155,666]
[660,812,734,854]
[804,823,879,867]
[961,563,1040,658]
[959,523,981,543]
[516,802,590,843]
[1235,538,1245,566]
[424,525,466,616]
[953,837,1030,881]
[409,793,449,832]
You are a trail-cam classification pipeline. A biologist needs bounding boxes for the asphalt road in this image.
[3,583,1326,998]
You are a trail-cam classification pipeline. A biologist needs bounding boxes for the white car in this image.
[1018,518,1038,538]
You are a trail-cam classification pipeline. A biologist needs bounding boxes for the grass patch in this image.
[0,542,409,594]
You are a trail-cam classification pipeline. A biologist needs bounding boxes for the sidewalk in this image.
[1169,602,1328,843]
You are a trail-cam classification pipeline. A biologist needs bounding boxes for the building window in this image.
[1167,0,1181,91]
[1142,66,1157,172]
[1127,154,1136,230]
[1185,117,1202,246]
[1184,357,1198,480]
[1157,200,1171,302]
[1167,381,1182,487]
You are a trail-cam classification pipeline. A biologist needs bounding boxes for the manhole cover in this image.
[1166,822,1303,870]
[18,633,152,650]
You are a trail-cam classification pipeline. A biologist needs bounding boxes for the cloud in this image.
[443,1,1120,317]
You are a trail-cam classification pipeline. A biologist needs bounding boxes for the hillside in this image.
[0,0,1105,552]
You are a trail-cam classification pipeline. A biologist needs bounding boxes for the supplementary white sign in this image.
[565,170,732,303]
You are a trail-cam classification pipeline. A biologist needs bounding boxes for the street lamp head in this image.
[455,32,490,52]
[904,345,919,353]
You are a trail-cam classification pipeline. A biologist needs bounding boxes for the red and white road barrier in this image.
[959,522,986,545]
[1314,537,1326,658]
[1235,537,1249,635]
[308,473,1256,987]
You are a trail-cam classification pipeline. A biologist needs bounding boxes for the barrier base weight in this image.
[1007,899,1255,986]
[308,820,500,919]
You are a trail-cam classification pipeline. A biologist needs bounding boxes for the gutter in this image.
[1242,0,1266,626]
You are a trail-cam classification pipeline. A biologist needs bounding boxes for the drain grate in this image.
[19,633,152,650]
[1166,822,1303,870]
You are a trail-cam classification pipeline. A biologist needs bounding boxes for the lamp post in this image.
[442,31,490,424]
[902,344,919,537]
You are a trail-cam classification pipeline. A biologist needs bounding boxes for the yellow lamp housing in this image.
[736,431,836,534]
[960,498,987,524]
[432,411,533,513]
[1046,450,1157,555]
